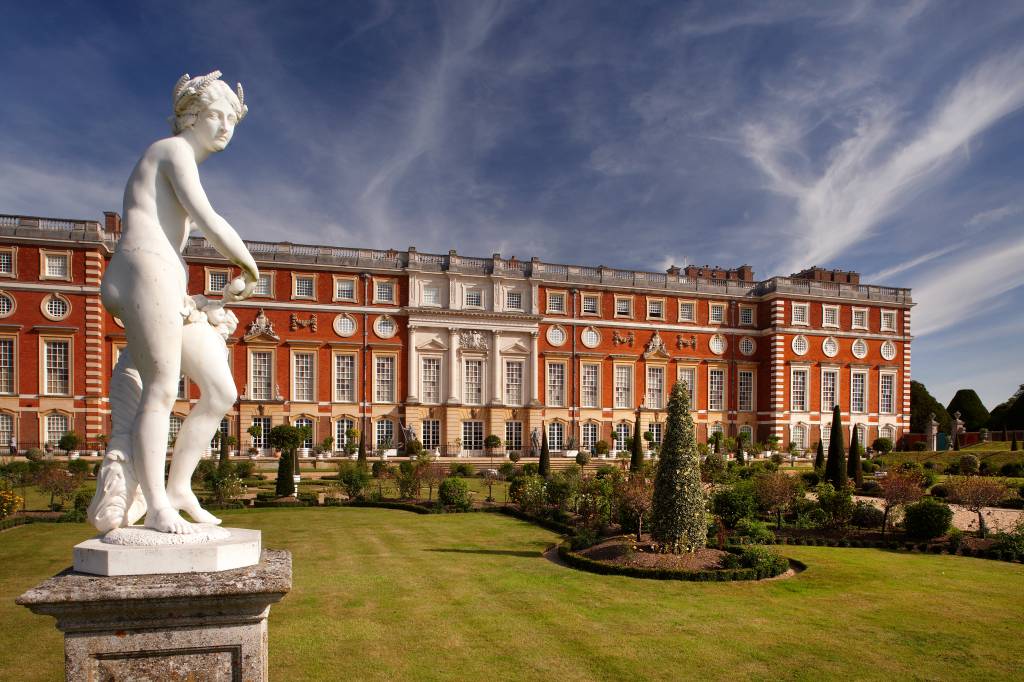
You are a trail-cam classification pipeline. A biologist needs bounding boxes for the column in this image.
[529,331,541,405]
[490,330,502,405]
[447,327,459,404]
[406,324,419,403]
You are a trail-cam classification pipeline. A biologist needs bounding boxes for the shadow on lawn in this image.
[425,548,541,558]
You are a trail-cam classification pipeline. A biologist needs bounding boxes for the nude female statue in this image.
[88,71,258,534]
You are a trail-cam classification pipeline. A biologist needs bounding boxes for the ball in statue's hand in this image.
[227,277,246,296]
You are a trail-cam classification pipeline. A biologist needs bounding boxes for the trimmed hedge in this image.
[345,500,435,515]
[557,542,798,581]
[496,505,574,535]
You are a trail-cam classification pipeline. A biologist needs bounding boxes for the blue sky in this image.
[1,1,1022,409]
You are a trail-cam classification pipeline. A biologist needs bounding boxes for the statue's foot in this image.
[168,490,222,526]
[144,507,194,534]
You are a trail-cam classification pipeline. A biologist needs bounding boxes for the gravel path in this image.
[853,495,1024,533]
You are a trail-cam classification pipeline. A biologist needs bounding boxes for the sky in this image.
[1,0,1022,409]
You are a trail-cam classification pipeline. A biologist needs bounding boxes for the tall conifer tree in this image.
[825,405,847,488]
[651,383,706,553]
[814,439,825,471]
[630,411,644,472]
[539,423,551,478]
[847,427,862,488]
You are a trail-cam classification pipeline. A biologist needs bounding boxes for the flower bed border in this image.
[772,535,1023,562]
[556,541,801,581]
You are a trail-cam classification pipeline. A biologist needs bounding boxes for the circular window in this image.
[709,334,726,355]
[0,291,14,318]
[822,337,839,358]
[738,337,755,356]
[852,338,868,359]
[581,327,600,349]
[547,325,567,347]
[41,294,70,321]
[333,314,356,337]
[374,315,396,339]
[880,340,896,361]
[792,335,808,356]
[113,316,125,329]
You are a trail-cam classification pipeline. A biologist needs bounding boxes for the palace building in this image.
[0,212,912,456]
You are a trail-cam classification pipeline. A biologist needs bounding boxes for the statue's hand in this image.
[222,275,256,303]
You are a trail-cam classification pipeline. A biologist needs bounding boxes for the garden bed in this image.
[578,535,729,570]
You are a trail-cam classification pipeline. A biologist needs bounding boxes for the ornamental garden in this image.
[2,381,1024,679]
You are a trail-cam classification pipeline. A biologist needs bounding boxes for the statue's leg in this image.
[167,324,237,524]
[120,283,193,535]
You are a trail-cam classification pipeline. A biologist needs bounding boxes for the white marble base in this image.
[73,527,261,576]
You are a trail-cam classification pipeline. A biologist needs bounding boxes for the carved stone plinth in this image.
[16,549,291,682]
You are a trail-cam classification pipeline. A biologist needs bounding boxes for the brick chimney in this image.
[103,211,122,236]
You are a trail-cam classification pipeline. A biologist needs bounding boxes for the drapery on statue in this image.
[88,71,259,535]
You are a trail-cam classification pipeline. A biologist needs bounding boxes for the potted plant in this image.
[247,424,263,457]
[643,430,654,457]
[344,428,359,458]
[564,434,578,459]
[484,434,501,467]
[594,439,610,459]
[59,431,82,459]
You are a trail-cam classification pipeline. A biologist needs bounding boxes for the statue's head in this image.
[171,70,248,151]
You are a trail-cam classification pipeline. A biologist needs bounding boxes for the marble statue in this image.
[88,71,258,535]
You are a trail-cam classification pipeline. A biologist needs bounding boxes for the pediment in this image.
[243,331,280,344]
[416,339,448,352]
[502,340,531,354]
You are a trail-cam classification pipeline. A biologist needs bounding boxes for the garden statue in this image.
[530,427,541,457]
[88,71,258,535]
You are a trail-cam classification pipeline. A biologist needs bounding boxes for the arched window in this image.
[581,422,598,452]
[45,413,69,448]
[880,425,895,442]
[791,424,807,451]
[168,414,183,446]
[336,418,355,452]
[739,424,753,444]
[854,423,867,447]
[376,419,394,448]
[548,422,564,451]
[614,423,631,451]
[822,423,832,451]
[294,417,314,449]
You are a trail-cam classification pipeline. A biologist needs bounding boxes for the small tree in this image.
[617,476,654,541]
[421,461,444,503]
[630,412,644,473]
[651,382,705,553]
[269,424,303,497]
[1011,433,1018,451]
[594,440,610,457]
[947,476,1010,538]
[736,438,746,466]
[247,424,262,452]
[482,468,499,503]
[824,405,847,488]
[877,469,925,537]
[337,461,371,500]
[58,431,82,454]
[345,428,359,456]
[847,428,863,488]
[814,440,825,472]
[958,454,979,476]
[357,428,368,468]
[539,424,551,478]
[754,472,798,530]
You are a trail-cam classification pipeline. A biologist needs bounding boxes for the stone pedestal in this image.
[16,549,291,682]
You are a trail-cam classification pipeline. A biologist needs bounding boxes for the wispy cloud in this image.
[744,48,1024,275]
[911,231,1024,336]
[863,243,961,282]
[965,202,1024,229]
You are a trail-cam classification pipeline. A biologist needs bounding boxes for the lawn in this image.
[2,508,1023,681]
[880,449,1022,469]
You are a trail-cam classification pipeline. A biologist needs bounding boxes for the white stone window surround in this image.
[645,364,665,409]
[678,300,696,323]
[820,367,840,412]
[707,366,726,412]
[546,325,567,347]
[254,272,274,297]
[463,358,484,405]
[791,302,810,326]
[546,360,566,407]
[0,246,17,277]
[374,315,397,339]
[333,275,357,302]
[290,350,316,403]
[333,352,357,403]
[420,355,443,404]
[851,307,869,330]
[504,360,524,407]
[333,313,357,337]
[739,305,755,326]
[0,290,14,319]
[247,348,275,401]
[790,366,809,413]
[822,336,839,358]
[547,421,565,451]
[546,290,567,315]
[613,363,633,408]
[505,420,523,451]
[880,309,897,332]
[677,366,697,408]
[373,278,396,304]
[879,372,896,414]
[709,334,727,355]
[646,297,666,320]
[738,369,754,412]
[580,362,600,408]
[41,336,72,396]
[880,340,897,361]
[292,273,317,300]
[708,302,726,325]
[580,326,601,349]
[0,335,17,395]
[614,295,634,318]
[374,353,397,404]
[850,370,868,414]
[851,338,868,359]
[581,293,600,316]
[822,304,840,328]
[505,289,523,312]
[792,335,809,356]
[204,266,231,295]
[40,249,72,282]
[464,288,483,309]
[738,336,755,356]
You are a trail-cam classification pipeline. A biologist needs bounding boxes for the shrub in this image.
[734,518,775,544]
[192,459,218,484]
[999,462,1024,477]
[958,455,980,476]
[337,462,371,500]
[595,464,617,479]
[800,471,820,487]
[851,501,884,528]
[992,518,1024,555]
[24,448,44,463]
[508,450,521,463]
[233,460,256,479]
[371,460,386,478]
[912,441,927,451]
[521,463,539,477]
[817,483,854,528]
[67,458,91,478]
[737,545,789,578]
[575,450,592,466]
[872,437,894,454]
[0,487,21,519]
[711,482,756,529]
[594,440,610,456]
[930,483,949,498]
[514,475,547,516]
[438,477,471,510]
[860,480,882,496]
[497,462,516,479]
[701,452,727,483]
[903,498,953,539]
[449,462,475,478]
